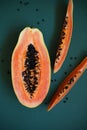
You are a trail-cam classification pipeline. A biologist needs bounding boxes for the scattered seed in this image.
[51,79,53,82]
[24,1,29,6]
[42,19,45,22]
[37,21,40,25]
[36,8,39,12]
[65,97,68,100]
[63,100,66,103]
[45,102,48,104]
[17,8,20,11]
[19,1,23,4]
[69,64,72,67]
[74,57,77,60]
[54,79,57,82]
[7,70,11,75]
[64,72,67,75]
[1,59,4,62]
[70,57,73,60]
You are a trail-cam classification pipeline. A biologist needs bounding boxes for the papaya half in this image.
[11,27,51,108]
[54,0,73,73]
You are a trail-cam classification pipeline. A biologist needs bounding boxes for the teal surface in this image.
[0,0,87,130]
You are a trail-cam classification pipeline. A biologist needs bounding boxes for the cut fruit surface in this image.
[11,27,51,108]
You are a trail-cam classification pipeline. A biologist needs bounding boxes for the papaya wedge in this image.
[54,0,73,73]
[48,57,87,111]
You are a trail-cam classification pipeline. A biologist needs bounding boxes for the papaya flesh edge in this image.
[48,57,87,111]
[54,0,73,73]
[11,27,51,108]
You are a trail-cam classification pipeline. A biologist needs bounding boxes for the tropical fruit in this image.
[11,27,51,108]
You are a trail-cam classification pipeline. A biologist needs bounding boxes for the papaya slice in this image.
[11,27,51,108]
[48,57,87,111]
[54,0,73,73]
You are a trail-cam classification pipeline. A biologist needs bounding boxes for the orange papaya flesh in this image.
[11,27,51,108]
[48,57,87,111]
[54,0,73,73]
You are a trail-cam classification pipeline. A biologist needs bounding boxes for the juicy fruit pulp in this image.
[11,27,51,108]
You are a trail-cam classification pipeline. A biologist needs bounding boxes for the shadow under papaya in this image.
[0,27,23,98]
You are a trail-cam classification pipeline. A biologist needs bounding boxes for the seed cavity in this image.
[63,16,68,29]
[22,44,40,98]
[55,16,68,62]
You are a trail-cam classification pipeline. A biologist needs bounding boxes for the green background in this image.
[0,0,87,129]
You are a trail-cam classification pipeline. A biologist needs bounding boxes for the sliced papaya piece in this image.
[48,57,87,111]
[11,27,51,108]
[54,0,73,73]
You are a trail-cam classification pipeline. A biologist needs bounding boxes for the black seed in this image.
[70,57,73,60]
[59,91,62,94]
[7,70,11,75]
[22,71,25,77]
[42,19,45,22]
[64,72,67,75]
[37,21,40,25]
[1,59,4,62]
[24,1,29,6]
[63,100,66,103]
[17,8,20,11]
[28,44,35,52]
[34,80,38,84]
[62,36,65,39]
[45,102,48,104]
[54,79,56,82]
[65,86,68,89]
[19,1,23,4]
[36,8,39,11]
[51,79,53,82]
[58,38,62,43]
[34,70,39,74]
[56,53,60,58]
[74,57,77,60]
[64,20,67,25]
[78,70,81,73]
[74,74,77,77]
[65,16,68,19]
[63,18,68,28]
[61,31,65,36]
[58,94,60,97]
[32,85,37,91]
[68,77,74,84]
[65,97,68,100]
[34,77,38,80]
[58,48,62,51]
[59,89,64,94]
[69,64,72,67]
